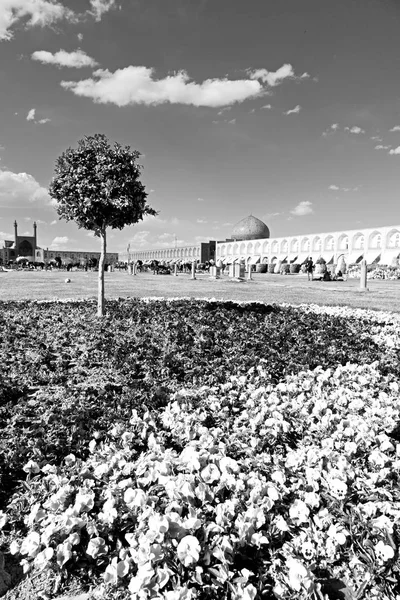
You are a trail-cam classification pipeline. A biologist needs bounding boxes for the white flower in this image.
[286,558,312,591]
[177,535,201,566]
[289,499,310,524]
[328,478,347,500]
[375,540,395,563]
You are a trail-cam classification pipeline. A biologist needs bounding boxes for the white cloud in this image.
[196,219,208,224]
[197,197,204,202]
[77,32,83,41]
[283,104,301,115]
[344,125,365,134]
[26,108,35,121]
[89,0,116,21]
[329,184,359,192]
[290,201,313,216]
[32,49,98,68]
[371,135,382,142]
[249,63,296,86]
[227,118,236,124]
[61,66,263,108]
[37,118,51,124]
[375,144,391,150]
[261,104,272,110]
[50,236,69,248]
[389,146,400,155]
[0,0,74,41]
[217,106,231,115]
[322,123,339,137]
[50,220,58,225]
[390,126,400,132]
[0,168,53,206]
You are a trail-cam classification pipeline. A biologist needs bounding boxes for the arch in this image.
[247,242,254,254]
[312,236,322,252]
[324,235,334,251]
[226,243,233,254]
[233,243,239,255]
[239,242,246,254]
[254,241,261,254]
[368,230,382,249]
[270,256,278,264]
[337,234,349,251]
[300,237,310,252]
[386,228,400,248]
[352,232,365,250]
[262,241,269,253]
[280,239,288,253]
[271,240,279,253]
[290,238,299,253]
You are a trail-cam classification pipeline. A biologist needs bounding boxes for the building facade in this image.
[119,241,216,264]
[216,216,400,267]
[0,221,118,266]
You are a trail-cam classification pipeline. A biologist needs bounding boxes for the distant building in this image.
[216,215,400,266]
[119,241,216,264]
[0,221,118,266]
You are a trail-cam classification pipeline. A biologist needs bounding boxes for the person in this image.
[305,256,314,281]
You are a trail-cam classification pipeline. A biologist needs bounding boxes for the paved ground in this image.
[1,269,400,313]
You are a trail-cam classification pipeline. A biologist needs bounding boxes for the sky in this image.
[0,0,400,254]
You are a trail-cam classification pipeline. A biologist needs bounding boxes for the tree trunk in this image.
[98,228,106,317]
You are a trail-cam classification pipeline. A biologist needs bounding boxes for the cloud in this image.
[61,66,263,108]
[290,201,313,216]
[196,219,208,224]
[0,168,53,206]
[371,135,382,142]
[50,220,58,225]
[375,144,391,150]
[26,107,51,124]
[390,126,400,132]
[89,0,117,21]
[322,123,339,137]
[77,32,83,41]
[217,106,231,116]
[248,63,308,87]
[389,147,400,155]
[283,104,301,115]
[50,236,69,248]
[329,184,359,192]
[344,125,365,134]
[261,104,272,110]
[197,197,204,202]
[0,0,74,41]
[227,118,236,124]
[32,49,98,68]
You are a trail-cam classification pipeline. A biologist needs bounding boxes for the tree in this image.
[48,134,157,316]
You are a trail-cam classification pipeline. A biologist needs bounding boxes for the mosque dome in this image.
[231,215,270,241]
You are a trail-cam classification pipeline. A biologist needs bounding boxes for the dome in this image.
[231,215,270,241]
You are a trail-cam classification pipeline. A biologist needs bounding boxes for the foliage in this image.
[1,299,400,598]
[280,264,290,275]
[48,134,157,315]
[289,263,301,274]
[48,134,155,233]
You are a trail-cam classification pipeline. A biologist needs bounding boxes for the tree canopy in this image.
[48,133,157,316]
[49,133,156,232]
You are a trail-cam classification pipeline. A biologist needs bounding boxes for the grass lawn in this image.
[1,268,400,312]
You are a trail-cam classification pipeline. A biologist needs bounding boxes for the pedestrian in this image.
[305,256,314,281]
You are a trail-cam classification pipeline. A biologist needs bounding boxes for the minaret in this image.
[14,220,18,248]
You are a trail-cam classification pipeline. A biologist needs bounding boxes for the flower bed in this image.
[1,298,400,599]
